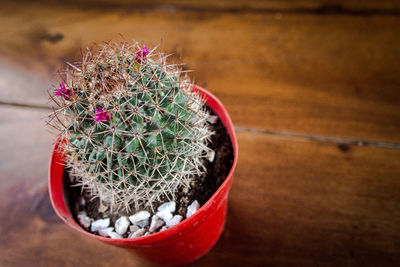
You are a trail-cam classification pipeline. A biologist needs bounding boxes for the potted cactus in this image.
[48,41,238,266]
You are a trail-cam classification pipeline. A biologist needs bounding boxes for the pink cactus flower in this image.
[54,83,73,100]
[135,46,149,63]
[94,107,112,122]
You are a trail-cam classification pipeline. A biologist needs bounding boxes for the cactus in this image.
[49,41,213,212]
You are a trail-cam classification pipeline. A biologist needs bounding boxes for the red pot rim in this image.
[48,85,238,245]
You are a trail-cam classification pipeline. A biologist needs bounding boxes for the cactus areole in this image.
[48,41,238,265]
[49,41,215,212]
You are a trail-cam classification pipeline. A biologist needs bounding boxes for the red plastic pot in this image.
[48,86,238,266]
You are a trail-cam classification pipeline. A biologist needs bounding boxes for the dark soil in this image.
[63,105,234,227]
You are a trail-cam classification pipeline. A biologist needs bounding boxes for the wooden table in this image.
[1,1,399,266]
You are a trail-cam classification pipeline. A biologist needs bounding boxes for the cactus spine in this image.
[49,41,213,212]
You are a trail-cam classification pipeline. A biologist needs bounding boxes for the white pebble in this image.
[149,215,165,232]
[115,216,130,235]
[157,201,176,213]
[128,228,146,238]
[79,197,86,207]
[98,227,114,237]
[77,211,91,229]
[144,232,151,236]
[156,210,173,222]
[129,225,139,233]
[186,200,200,218]
[129,211,151,228]
[91,218,110,232]
[159,226,168,232]
[108,231,123,239]
[206,150,215,162]
[166,215,183,228]
[207,115,218,124]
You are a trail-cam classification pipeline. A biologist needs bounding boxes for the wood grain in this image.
[15,0,400,12]
[0,106,399,266]
[1,2,399,266]
[0,2,400,142]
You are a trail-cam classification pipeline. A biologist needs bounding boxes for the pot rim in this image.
[48,85,239,245]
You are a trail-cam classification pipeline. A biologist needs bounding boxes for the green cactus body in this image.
[50,41,213,212]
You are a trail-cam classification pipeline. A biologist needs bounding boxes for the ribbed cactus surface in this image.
[49,41,213,212]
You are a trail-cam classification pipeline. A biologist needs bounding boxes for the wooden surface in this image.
[0,1,399,266]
